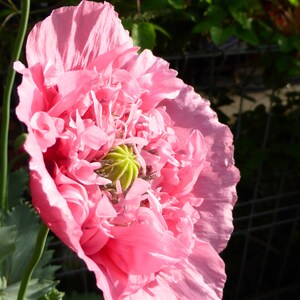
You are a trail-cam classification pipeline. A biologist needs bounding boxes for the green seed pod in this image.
[99,145,140,190]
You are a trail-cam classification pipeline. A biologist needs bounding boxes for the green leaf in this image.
[2,204,40,284]
[277,35,293,52]
[235,26,259,45]
[206,5,227,20]
[1,279,56,300]
[193,20,219,33]
[229,8,252,29]
[121,18,133,32]
[1,204,57,284]
[288,0,299,6]
[0,204,62,299]
[210,26,235,45]
[193,3,230,34]
[151,23,171,39]
[8,168,29,208]
[13,133,27,152]
[227,0,263,16]
[255,19,273,41]
[38,288,65,300]
[0,226,17,264]
[32,243,60,281]
[131,22,156,50]
[167,0,187,9]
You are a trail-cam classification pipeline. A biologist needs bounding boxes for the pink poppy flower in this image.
[15,1,239,299]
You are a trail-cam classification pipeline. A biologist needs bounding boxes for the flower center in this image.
[98,145,140,190]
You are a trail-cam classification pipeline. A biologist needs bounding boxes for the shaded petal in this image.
[25,133,82,251]
[164,84,240,252]
[26,132,115,300]
[55,166,90,225]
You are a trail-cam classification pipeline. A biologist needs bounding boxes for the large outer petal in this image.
[27,133,82,250]
[164,85,240,253]
[125,240,226,300]
[25,132,116,300]
[15,62,115,299]
[26,1,131,71]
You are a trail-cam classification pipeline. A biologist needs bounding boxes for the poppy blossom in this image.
[15,1,239,299]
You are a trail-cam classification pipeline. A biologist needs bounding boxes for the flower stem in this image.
[17,222,49,300]
[0,0,30,212]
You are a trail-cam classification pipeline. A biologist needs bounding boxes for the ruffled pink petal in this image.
[89,207,188,298]
[160,247,225,300]
[81,220,112,256]
[68,159,110,186]
[160,129,207,197]
[81,125,107,150]
[26,1,131,72]
[25,132,116,300]
[29,111,64,152]
[15,63,49,125]
[48,71,100,117]
[87,41,137,72]
[164,85,240,252]
[126,50,184,110]
[120,178,150,214]
[25,133,82,250]
[55,167,90,225]
[125,240,225,300]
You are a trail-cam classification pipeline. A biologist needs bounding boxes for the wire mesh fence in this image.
[47,44,300,299]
